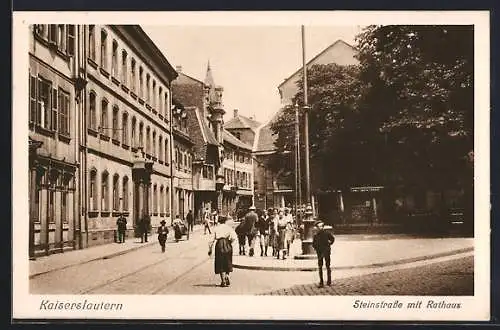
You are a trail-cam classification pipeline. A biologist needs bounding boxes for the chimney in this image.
[233,109,239,118]
[176,65,182,73]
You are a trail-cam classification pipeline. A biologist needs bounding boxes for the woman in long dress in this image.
[208,216,237,287]
[276,210,287,259]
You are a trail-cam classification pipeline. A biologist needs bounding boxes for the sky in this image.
[142,25,362,124]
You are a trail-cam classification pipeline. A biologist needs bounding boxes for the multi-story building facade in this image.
[221,129,253,218]
[79,25,179,247]
[29,24,80,257]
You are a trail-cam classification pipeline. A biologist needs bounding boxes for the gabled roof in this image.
[253,108,287,153]
[278,39,357,90]
[223,129,253,151]
[196,110,219,146]
[224,115,261,131]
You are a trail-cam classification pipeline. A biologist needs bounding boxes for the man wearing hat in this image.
[243,205,259,257]
[157,220,169,253]
[312,221,335,287]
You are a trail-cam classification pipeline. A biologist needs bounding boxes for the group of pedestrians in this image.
[235,206,296,259]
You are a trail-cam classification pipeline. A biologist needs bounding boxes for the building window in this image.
[58,88,70,136]
[57,25,65,51]
[29,74,36,124]
[61,190,68,223]
[122,176,129,211]
[100,29,107,69]
[51,86,58,131]
[88,25,96,61]
[139,122,144,149]
[139,66,144,98]
[66,25,75,56]
[121,50,127,84]
[113,174,119,211]
[101,171,109,211]
[48,24,57,44]
[152,80,156,109]
[165,186,170,214]
[153,185,158,214]
[130,59,136,92]
[112,106,119,140]
[152,131,156,158]
[122,112,128,145]
[159,136,163,161]
[48,189,55,223]
[112,40,118,77]
[158,87,163,116]
[165,138,169,164]
[131,117,136,148]
[90,169,98,211]
[160,186,164,214]
[100,99,108,135]
[146,126,151,154]
[34,24,47,39]
[89,91,97,130]
[146,74,150,104]
[36,77,51,129]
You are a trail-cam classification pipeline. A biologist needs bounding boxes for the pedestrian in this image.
[203,208,212,235]
[116,213,127,243]
[284,208,295,255]
[173,214,184,242]
[276,210,288,259]
[212,209,219,226]
[256,209,271,256]
[157,220,169,253]
[235,222,247,255]
[208,215,237,287]
[269,209,279,257]
[186,210,194,232]
[243,206,258,257]
[312,221,335,287]
[141,214,151,243]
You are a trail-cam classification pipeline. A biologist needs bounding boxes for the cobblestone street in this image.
[263,255,474,296]
[30,226,474,296]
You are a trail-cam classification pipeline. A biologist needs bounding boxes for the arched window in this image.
[122,112,128,145]
[158,87,163,117]
[112,106,119,140]
[100,99,108,135]
[88,25,96,61]
[89,91,96,130]
[121,50,127,84]
[146,74,151,104]
[89,168,98,211]
[113,174,119,211]
[122,176,129,211]
[112,40,118,77]
[152,80,156,109]
[153,184,158,214]
[139,66,144,99]
[146,126,151,154]
[101,171,109,211]
[139,122,144,150]
[152,131,156,159]
[130,58,136,92]
[131,117,136,148]
[165,138,169,164]
[159,136,163,162]
[160,185,164,214]
[100,29,107,69]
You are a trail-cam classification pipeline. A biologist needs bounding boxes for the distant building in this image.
[254,40,358,213]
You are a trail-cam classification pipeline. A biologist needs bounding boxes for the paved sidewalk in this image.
[30,224,204,278]
[233,236,474,271]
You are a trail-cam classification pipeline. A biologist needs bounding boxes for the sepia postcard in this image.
[12,10,490,321]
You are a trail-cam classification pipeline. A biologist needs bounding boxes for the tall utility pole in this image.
[294,103,301,211]
[301,25,311,206]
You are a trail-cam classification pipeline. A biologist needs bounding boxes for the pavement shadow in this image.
[192,284,221,288]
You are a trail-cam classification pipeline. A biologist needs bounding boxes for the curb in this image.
[30,227,204,279]
[232,247,474,272]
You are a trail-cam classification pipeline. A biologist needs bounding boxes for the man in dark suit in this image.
[243,206,258,257]
[312,221,335,287]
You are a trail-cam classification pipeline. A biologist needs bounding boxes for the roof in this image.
[223,129,253,151]
[224,114,261,131]
[254,124,276,153]
[277,39,357,89]
[197,111,219,146]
